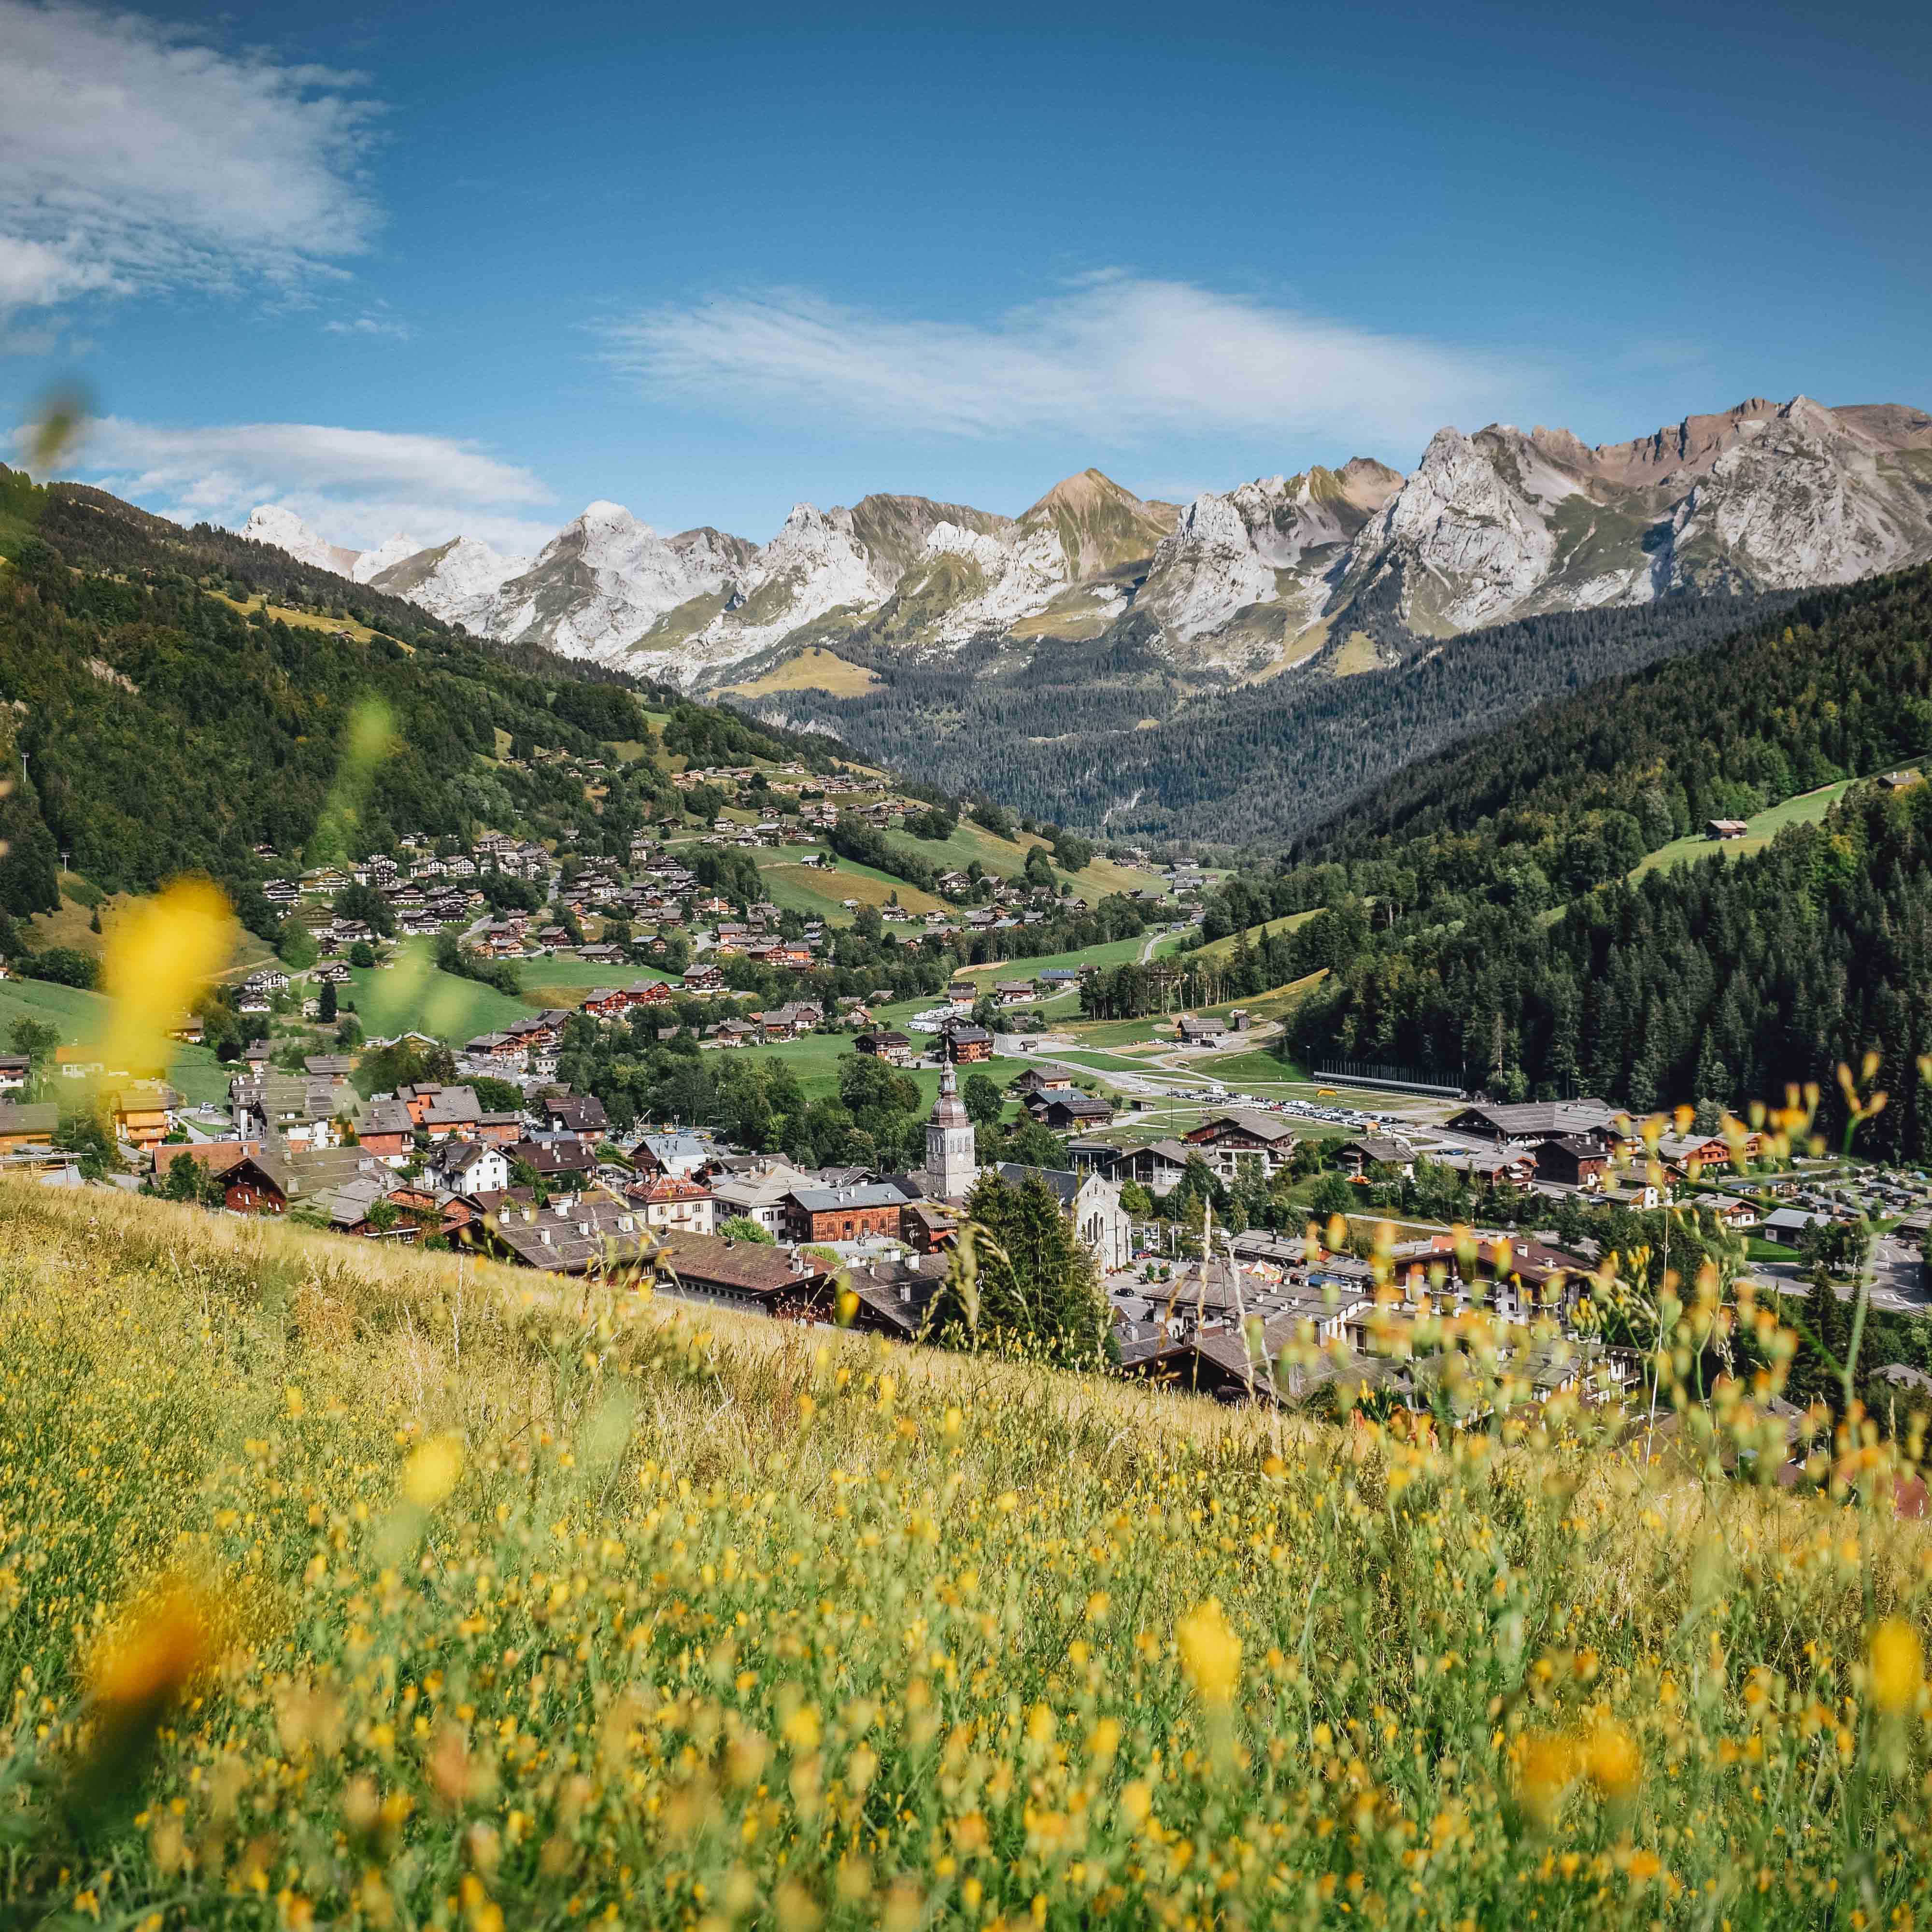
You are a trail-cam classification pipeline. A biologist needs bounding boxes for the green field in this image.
[345,942,533,1044]
[1048,1047,1162,1076]
[1057,1011,1185,1049]
[1187,1043,1306,1087]
[753,849,945,921]
[514,955,680,1007]
[1190,907,1321,962]
[348,944,684,1036]
[1630,780,1857,881]
[1057,973,1322,1051]
[731,1032,1050,1105]
[883,819,1157,903]
[2,1168,1911,1929]
[0,976,231,1105]
[957,931,1172,983]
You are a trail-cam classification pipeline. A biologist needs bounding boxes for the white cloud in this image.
[0,0,380,315]
[604,276,1500,450]
[0,232,120,309]
[324,313,412,341]
[41,416,556,552]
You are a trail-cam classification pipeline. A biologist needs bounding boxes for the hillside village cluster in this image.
[5,753,1928,1426]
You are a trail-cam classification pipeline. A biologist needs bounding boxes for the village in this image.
[4,741,1930,1433]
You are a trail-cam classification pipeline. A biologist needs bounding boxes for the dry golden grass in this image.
[723,648,882,699]
[1328,628,1385,677]
[212,590,392,645]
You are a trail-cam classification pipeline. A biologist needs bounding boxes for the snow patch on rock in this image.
[372,535,527,631]
[349,530,425,584]
[488,502,738,661]
[242,505,359,578]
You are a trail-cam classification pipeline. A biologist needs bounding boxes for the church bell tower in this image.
[925,1046,978,1200]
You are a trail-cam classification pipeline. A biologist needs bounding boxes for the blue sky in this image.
[3,0,1928,553]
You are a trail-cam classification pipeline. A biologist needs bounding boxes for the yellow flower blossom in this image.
[1869,1617,1923,1715]
[1581,1721,1641,1800]
[1177,1597,1241,1706]
[402,1433,465,1509]
[98,877,237,1089]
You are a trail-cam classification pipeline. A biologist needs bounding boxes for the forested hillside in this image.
[1180,564,1932,1154]
[749,591,1791,843]
[0,467,837,943]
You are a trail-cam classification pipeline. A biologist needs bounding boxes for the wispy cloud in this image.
[0,323,61,358]
[604,275,1500,449]
[38,416,557,553]
[0,0,382,317]
[324,312,413,341]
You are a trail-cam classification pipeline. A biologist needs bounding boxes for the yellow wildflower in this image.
[403,1433,465,1509]
[99,878,237,1076]
[1518,1731,1576,1825]
[1870,1617,1923,1715]
[1177,1597,1241,1706]
[1581,1720,1641,1800]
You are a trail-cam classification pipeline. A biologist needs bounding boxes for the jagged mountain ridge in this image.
[1330,396,1932,643]
[241,394,1932,688]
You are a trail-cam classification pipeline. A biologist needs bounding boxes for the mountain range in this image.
[246,394,1932,691]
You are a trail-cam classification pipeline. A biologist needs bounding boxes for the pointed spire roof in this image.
[930,1042,969,1127]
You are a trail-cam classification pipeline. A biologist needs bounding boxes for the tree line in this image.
[1175,562,1932,1152]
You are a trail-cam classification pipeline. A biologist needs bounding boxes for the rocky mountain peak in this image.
[238,392,1932,688]
[242,504,360,579]
[1017,468,1175,580]
[353,530,426,581]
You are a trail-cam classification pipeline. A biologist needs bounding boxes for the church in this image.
[892,1056,980,1204]
[894,1052,1133,1272]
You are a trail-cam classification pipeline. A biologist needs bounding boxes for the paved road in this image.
[1750,1236,1929,1315]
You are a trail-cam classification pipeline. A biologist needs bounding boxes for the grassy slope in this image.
[1052,977,1320,1076]
[754,850,946,920]
[0,976,230,1104]
[211,590,385,644]
[1057,980,1305,1051]
[27,880,278,981]
[722,648,882,698]
[0,1182,1918,1928]
[885,818,1155,903]
[1189,907,1321,962]
[345,941,533,1043]
[513,955,679,1005]
[1630,779,1855,881]
[346,944,684,1036]
[954,933,1163,981]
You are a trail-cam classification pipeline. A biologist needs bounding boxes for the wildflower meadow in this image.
[0,1180,1929,1931]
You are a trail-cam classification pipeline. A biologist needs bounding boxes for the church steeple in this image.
[926,1037,977,1200]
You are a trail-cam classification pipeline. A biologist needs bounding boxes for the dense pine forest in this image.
[746,591,1792,843]
[1182,564,1932,1154]
[0,466,834,939]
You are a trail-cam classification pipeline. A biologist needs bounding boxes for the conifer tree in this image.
[933,1172,1110,1366]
